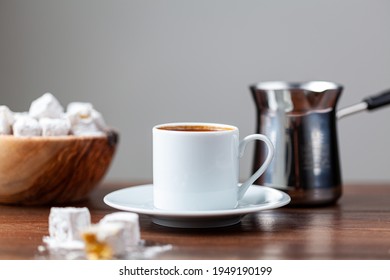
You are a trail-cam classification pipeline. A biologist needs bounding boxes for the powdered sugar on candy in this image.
[0,92,109,137]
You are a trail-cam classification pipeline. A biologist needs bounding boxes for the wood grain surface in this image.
[0,182,390,260]
[0,133,117,205]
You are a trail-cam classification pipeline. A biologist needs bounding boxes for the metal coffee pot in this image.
[251,81,390,206]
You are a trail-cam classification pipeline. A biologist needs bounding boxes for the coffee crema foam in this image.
[158,125,234,132]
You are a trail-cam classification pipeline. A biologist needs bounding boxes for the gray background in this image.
[1,0,389,183]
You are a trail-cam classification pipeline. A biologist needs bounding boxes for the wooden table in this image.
[1,182,390,260]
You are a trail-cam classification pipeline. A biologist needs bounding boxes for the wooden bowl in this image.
[0,131,118,205]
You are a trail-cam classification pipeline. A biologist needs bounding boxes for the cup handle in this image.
[237,134,274,200]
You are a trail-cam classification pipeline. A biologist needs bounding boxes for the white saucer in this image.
[103,184,290,228]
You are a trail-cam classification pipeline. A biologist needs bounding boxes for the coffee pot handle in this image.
[363,88,390,110]
[337,88,390,119]
[237,134,274,200]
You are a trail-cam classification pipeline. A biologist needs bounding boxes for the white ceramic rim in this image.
[153,122,238,134]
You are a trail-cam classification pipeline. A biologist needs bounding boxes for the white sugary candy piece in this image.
[91,109,108,131]
[13,111,29,121]
[99,212,140,248]
[69,117,105,136]
[40,117,71,136]
[82,222,127,259]
[66,102,93,128]
[66,102,107,135]
[67,102,93,119]
[0,106,15,135]
[0,118,10,135]
[29,92,64,119]
[49,207,91,241]
[66,102,104,136]
[0,106,14,124]
[12,116,42,136]
[46,207,91,246]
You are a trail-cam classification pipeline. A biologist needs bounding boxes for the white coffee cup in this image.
[153,123,274,211]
